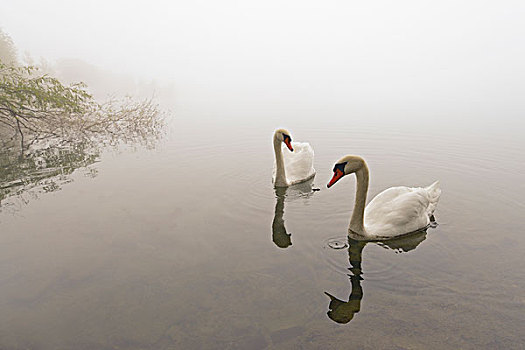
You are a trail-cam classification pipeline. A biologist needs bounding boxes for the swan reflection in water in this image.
[325,231,428,324]
[272,178,316,249]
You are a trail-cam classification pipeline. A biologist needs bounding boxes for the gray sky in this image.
[1,0,525,126]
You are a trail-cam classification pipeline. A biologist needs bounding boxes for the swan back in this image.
[364,182,441,239]
[281,142,315,185]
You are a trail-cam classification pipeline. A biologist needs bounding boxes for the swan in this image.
[327,155,441,240]
[273,128,315,187]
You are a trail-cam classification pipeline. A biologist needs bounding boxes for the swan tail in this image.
[324,292,344,308]
[425,181,441,215]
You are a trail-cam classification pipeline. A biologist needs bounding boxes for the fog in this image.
[1,3,525,348]
[1,1,525,130]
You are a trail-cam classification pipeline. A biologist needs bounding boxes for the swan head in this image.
[274,128,294,152]
[327,155,365,188]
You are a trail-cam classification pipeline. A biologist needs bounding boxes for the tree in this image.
[0,59,164,213]
[0,60,163,150]
[0,29,17,65]
[0,29,164,214]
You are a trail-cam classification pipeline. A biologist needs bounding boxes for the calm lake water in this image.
[0,109,524,349]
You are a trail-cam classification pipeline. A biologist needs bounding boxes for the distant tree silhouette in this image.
[0,29,17,65]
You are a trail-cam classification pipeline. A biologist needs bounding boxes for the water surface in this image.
[0,112,524,349]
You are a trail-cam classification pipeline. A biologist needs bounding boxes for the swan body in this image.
[273,129,315,187]
[327,155,441,240]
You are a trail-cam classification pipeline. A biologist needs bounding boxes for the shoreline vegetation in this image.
[0,62,164,151]
[0,30,165,213]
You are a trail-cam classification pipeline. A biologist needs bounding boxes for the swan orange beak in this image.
[327,168,344,188]
[284,138,294,152]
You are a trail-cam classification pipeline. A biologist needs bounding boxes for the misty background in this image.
[1,0,524,136]
[1,2,525,349]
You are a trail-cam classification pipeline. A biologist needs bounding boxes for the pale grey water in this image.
[0,110,524,349]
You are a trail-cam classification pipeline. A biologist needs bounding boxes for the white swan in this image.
[273,128,315,187]
[327,155,441,240]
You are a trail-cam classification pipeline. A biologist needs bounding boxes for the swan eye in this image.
[282,134,291,143]
[333,162,346,173]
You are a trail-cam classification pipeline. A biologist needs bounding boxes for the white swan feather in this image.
[273,129,315,187]
[365,181,441,238]
[328,155,441,240]
[281,141,315,185]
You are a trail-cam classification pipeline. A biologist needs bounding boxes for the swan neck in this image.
[273,136,286,186]
[349,164,369,234]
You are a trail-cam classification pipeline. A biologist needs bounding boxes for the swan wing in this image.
[364,184,438,238]
[282,142,316,185]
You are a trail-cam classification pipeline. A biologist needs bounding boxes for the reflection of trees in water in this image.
[325,231,427,324]
[272,179,316,249]
[0,138,100,213]
[0,112,163,214]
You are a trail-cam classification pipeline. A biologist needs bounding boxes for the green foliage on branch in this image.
[0,29,165,213]
[0,62,95,138]
[0,60,163,147]
[0,59,165,213]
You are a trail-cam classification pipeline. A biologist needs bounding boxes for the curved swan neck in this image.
[273,135,287,186]
[349,163,369,235]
